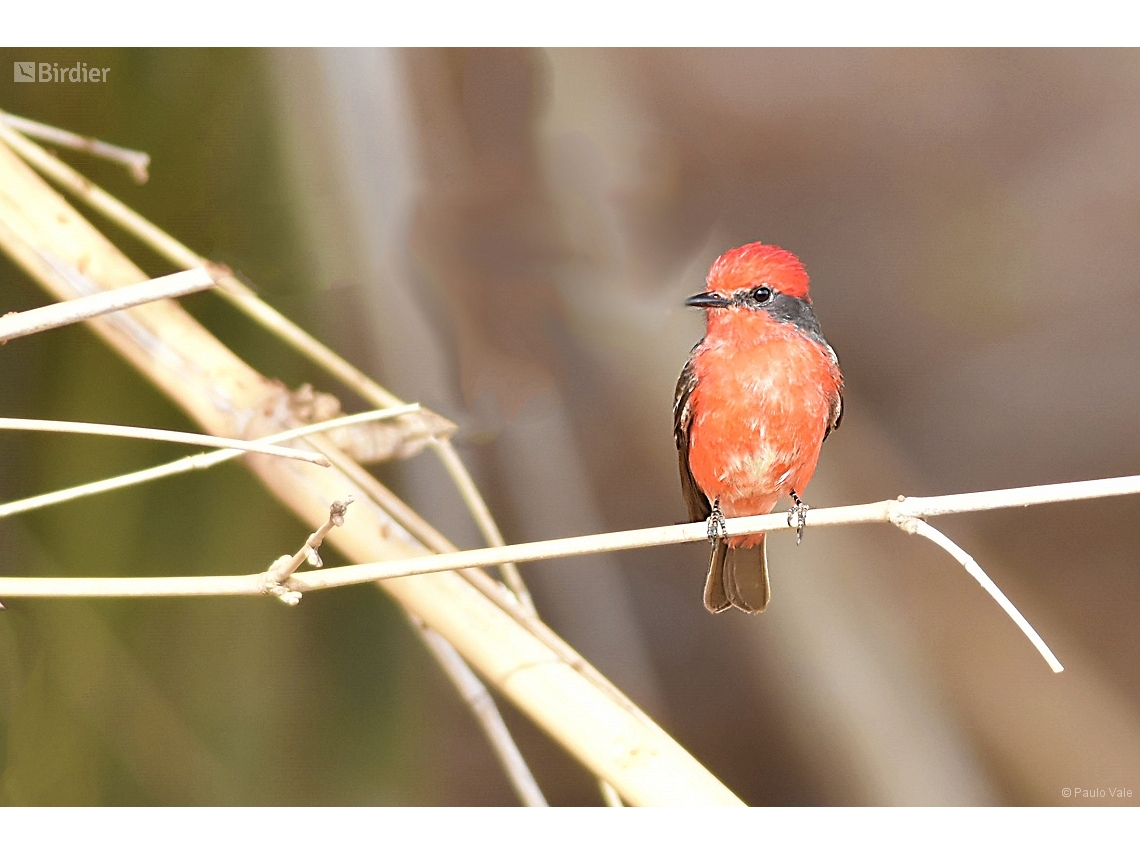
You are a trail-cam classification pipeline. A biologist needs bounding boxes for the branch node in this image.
[266,554,292,577]
[894,516,1064,673]
[329,496,354,527]
[267,583,302,606]
[263,498,355,588]
[887,504,921,534]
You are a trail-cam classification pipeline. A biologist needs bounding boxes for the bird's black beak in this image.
[685,292,731,309]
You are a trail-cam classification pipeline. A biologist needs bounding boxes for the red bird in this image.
[675,242,844,613]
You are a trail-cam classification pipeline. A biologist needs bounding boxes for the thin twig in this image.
[293,473,1140,587]
[0,111,151,182]
[262,498,355,604]
[1,474,1130,676]
[600,780,624,807]
[430,443,618,804]
[431,439,536,614]
[1,474,1129,594]
[412,617,549,806]
[0,417,330,466]
[0,268,215,342]
[0,405,419,520]
[892,516,1065,673]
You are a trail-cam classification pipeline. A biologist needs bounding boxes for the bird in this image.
[674,241,844,613]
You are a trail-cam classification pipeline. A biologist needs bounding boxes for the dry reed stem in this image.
[898,518,1064,672]
[288,472,1140,585]
[0,126,738,806]
[262,498,356,604]
[0,111,151,182]
[0,417,330,466]
[0,405,419,520]
[5,471,1123,672]
[0,266,213,341]
[412,616,549,806]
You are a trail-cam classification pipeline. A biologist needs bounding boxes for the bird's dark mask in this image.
[685,288,826,345]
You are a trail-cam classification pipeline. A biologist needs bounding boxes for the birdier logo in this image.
[13,62,109,83]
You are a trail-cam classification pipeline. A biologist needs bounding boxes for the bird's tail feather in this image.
[703,534,770,614]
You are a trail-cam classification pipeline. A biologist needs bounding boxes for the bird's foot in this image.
[787,490,809,545]
[707,498,728,544]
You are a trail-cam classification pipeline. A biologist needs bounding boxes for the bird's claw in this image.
[707,499,728,544]
[787,490,809,545]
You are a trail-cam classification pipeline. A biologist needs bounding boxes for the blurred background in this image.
[0,47,1137,805]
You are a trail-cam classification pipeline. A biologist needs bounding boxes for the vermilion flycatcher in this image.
[675,242,844,613]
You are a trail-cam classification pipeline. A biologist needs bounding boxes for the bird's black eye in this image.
[751,285,773,304]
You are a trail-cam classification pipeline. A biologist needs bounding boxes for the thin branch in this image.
[431,439,536,614]
[412,617,549,806]
[600,780,624,807]
[2,473,1128,595]
[0,111,151,183]
[0,405,419,520]
[891,516,1064,673]
[292,473,1140,588]
[263,498,355,604]
[0,268,215,342]
[3,473,1130,676]
[0,417,330,467]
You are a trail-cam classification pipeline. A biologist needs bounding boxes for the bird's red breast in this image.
[678,242,843,549]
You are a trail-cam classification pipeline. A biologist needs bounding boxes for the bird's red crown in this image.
[706,242,810,300]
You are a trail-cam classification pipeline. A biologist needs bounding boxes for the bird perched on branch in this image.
[674,242,844,613]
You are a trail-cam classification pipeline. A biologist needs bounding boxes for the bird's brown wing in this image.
[822,342,844,442]
[824,387,844,441]
[674,355,711,523]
